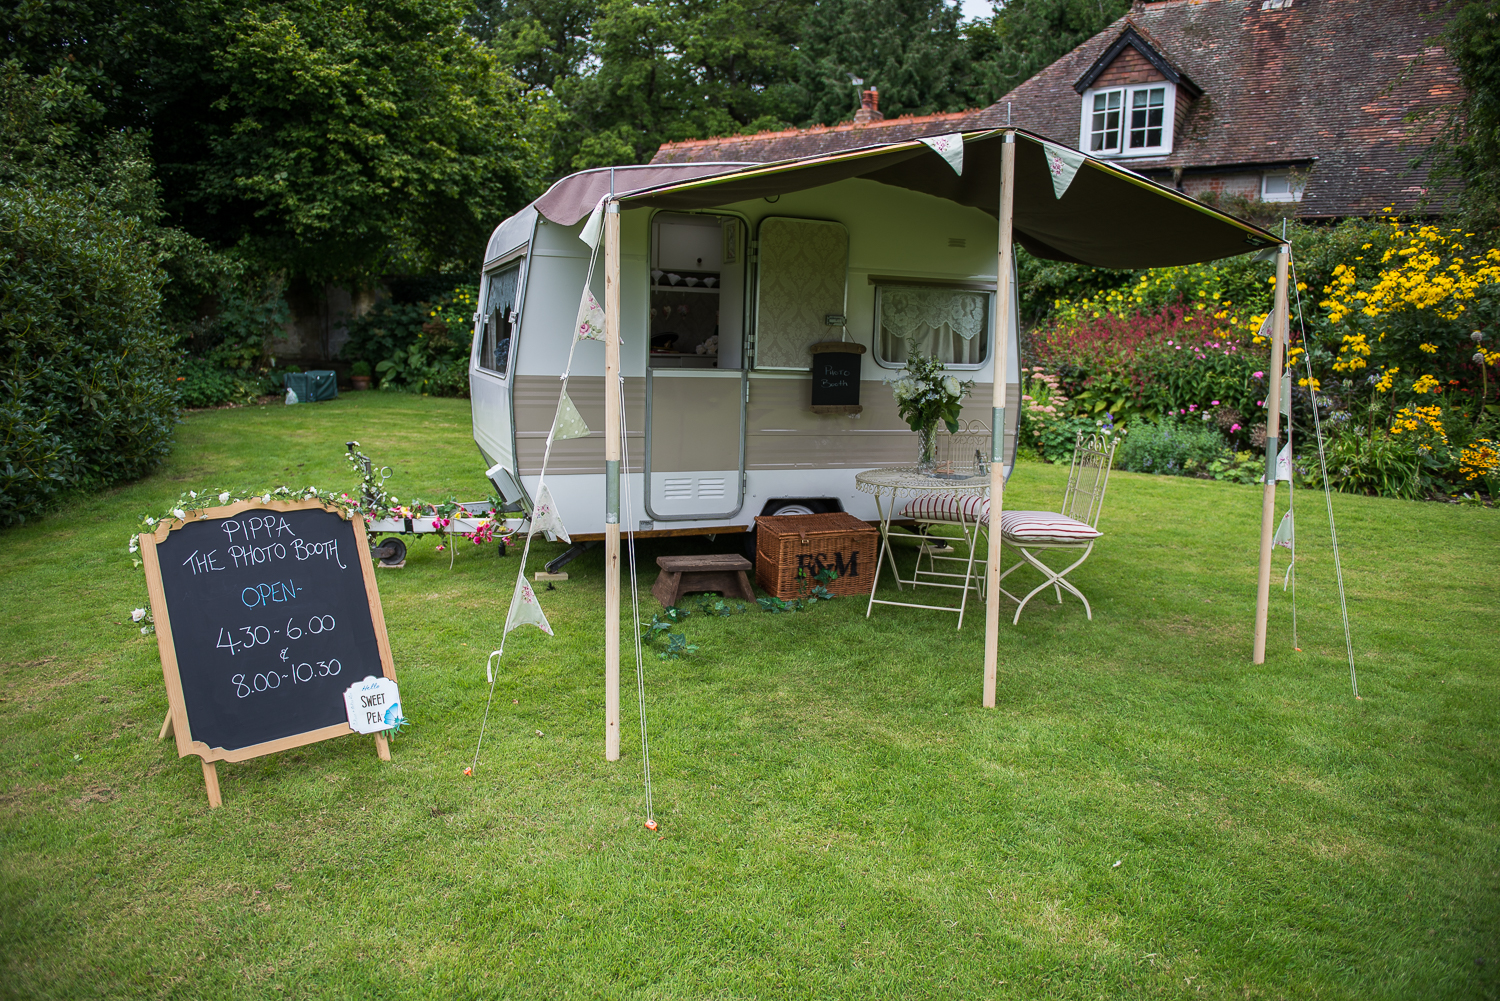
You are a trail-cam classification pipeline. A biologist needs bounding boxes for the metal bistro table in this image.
[855,466,991,628]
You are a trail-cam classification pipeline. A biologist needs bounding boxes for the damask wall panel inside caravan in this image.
[753,218,848,371]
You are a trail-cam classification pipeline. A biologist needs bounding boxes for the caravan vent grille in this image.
[697,478,725,499]
[663,478,692,500]
[947,237,966,248]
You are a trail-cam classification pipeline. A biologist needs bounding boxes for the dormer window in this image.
[1081,83,1174,157]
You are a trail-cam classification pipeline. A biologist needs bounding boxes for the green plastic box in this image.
[283,370,339,403]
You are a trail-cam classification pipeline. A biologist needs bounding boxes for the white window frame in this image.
[475,258,523,381]
[1261,170,1305,203]
[1078,81,1176,158]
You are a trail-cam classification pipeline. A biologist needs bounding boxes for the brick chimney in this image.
[853,88,883,124]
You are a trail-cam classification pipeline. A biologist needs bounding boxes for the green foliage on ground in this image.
[0,393,1496,998]
[1115,416,1231,478]
[1025,215,1500,501]
[341,287,479,397]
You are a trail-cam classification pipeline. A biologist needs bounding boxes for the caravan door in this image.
[644,212,747,522]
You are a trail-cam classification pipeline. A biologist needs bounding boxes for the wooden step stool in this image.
[651,554,756,608]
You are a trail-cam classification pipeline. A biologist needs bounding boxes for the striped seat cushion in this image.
[901,492,990,524]
[999,510,1100,543]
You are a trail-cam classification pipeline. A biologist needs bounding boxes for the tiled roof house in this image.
[650,0,1463,219]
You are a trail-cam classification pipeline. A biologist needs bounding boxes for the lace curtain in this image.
[878,286,989,365]
[480,264,521,375]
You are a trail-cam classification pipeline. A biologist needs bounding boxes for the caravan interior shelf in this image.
[650,284,721,295]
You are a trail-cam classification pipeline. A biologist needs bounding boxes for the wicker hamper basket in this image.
[754,512,878,600]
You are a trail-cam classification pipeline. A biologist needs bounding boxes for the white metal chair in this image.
[895,419,994,628]
[996,430,1117,624]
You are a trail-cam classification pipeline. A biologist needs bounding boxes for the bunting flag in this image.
[528,483,572,544]
[1041,141,1087,200]
[551,392,591,441]
[1280,372,1292,416]
[504,573,554,637]
[579,197,606,249]
[1273,508,1295,550]
[1274,440,1293,482]
[1256,310,1284,345]
[574,286,606,342]
[919,133,964,175]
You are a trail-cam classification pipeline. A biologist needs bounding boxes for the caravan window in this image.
[478,262,521,377]
[873,284,991,368]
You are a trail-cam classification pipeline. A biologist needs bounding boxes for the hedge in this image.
[0,185,177,524]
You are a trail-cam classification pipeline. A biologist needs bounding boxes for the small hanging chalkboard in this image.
[139,499,397,807]
[809,341,865,415]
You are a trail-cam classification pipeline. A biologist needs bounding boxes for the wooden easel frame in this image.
[140,498,399,807]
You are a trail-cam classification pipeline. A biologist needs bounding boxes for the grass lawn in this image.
[1,392,1496,1000]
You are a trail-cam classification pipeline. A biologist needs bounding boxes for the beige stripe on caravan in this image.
[744,378,1018,470]
[516,374,1019,475]
[514,375,645,476]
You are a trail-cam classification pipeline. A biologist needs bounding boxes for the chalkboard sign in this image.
[809,341,865,415]
[140,499,396,804]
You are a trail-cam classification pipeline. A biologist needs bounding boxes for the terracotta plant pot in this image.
[351,376,371,391]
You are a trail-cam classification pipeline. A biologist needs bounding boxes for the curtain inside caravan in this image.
[875,285,990,366]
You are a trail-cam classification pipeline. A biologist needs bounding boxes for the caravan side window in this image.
[478,262,521,377]
[873,284,991,368]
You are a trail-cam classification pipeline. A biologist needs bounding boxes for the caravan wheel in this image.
[374,537,407,566]
[763,500,826,517]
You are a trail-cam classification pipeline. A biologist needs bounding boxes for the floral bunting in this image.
[1273,440,1293,483]
[504,573,554,637]
[574,287,606,342]
[918,133,964,175]
[1041,141,1087,200]
[528,483,572,544]
[1273,508,1295,550]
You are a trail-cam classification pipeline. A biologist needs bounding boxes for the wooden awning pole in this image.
[603,201,622,760]
[983,131,1016,709]
[1252,243,1291,664]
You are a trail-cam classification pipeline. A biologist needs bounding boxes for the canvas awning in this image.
[540,130,1278,269]
[531,162,755,227]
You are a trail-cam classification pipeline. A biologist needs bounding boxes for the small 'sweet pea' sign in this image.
[344,676,403,734]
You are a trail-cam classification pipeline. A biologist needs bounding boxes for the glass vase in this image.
[916,422,939,472]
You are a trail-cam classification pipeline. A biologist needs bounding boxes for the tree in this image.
[120,0,549,284]
[467,0,598,92]
[964,0,1130,107]
[1423,0,1500,232]
[794,0,971,125]
[0,65,178,522]
[557,0,808,169]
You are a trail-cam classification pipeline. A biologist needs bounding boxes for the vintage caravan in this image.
[470,160,1024,542]
[468,133,1277,545]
